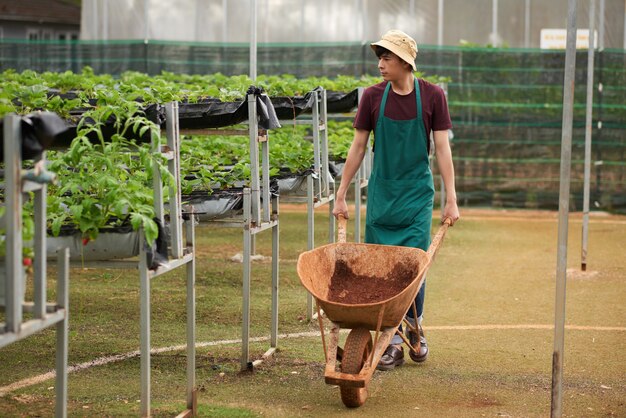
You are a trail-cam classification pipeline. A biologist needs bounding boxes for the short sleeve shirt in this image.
[353,79,452,153]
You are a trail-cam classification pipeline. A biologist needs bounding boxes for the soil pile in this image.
[327,260,416,304]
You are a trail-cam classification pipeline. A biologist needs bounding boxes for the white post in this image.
[623,0,626,49]
[492,0,499,46]
[144,0,149,41]
[438,0,444,46]
[599,0,605,50]
[92,0,98,39]
[525,0,531,48]
[223,0,228,43]
[582,0,596,271]
[102,0,108,40]
[250,0,257,80]
[551,1,577,417]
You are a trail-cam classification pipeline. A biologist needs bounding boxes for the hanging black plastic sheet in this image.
[0,111,71,160]
[177,86,281,130]
[326,89,359,113]
[182,180,279,222]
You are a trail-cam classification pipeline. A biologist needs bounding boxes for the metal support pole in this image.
[33,163,47,319]
[92,0,98,40]
[185,215,196,411]
[4,115,23,332]
[151,134,164,226]
[551,1,577,417]
[143,0,149,41]
[329,199,336,246]
[599,0,605,50]
[582,0,596,272]
[270,196,279,347]
[241,189,252,370]
[438,0,444,46]
[166,102,183,258]
[249,0,257,80]
[55,248,69,418]
[624,0,626,49]
[525,0,531,48]
[139,237,151,418]
[261,136,271,223]
[320,91,331,198]
[312,93,323,198]
[102,0,108,41]
[248,94,261,225]
[355,168,362,242]
[492,0,499,46]
[306,175,314,321]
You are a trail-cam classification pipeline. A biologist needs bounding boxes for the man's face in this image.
[377,52,410,81]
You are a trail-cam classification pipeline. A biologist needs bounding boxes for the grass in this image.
[0,207,624,417]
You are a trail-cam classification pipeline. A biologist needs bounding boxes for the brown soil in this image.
[327,259,416,304]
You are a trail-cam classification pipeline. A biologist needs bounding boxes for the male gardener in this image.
[332,29,460,371]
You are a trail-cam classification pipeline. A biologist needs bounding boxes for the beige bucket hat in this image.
[371,29,418,71]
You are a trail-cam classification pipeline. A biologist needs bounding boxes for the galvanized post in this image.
[166,102,183,258]
[312,92,322,199]
[248,94,261,225]
[525,0,531,48]
[249,0,257,80]
[270,196,279,347]
[582,0,596,272]
[139,235,151,417]
[320,90,331,198]
[598,0,605,50]
[241,189,252,370]
[185,214,196,411]
[551,1,578,417]
[492,0,499,46]
[355,167,362,242]
[151,131,164,225]
[33,159,47,319]
[306,175,314,321]
[329,197,336,245]
[4,114,23,333]
[55,248,69,418]
[261,132,271,223]
[438,0,444,46]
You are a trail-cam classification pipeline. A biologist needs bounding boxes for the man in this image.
[332,29,460,371]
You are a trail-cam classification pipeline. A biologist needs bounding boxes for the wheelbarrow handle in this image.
[427,217,453,261]
[337,214,347,243]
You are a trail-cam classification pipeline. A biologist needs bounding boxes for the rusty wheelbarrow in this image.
[297,216,452,408]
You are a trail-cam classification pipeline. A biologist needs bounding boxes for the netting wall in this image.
[0,40,624,212]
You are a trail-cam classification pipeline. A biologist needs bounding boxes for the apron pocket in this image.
[368,176,432,228]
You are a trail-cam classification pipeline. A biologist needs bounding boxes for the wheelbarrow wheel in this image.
[340,328,372,408]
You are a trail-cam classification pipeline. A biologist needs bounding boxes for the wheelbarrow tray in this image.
[297,241,430,330]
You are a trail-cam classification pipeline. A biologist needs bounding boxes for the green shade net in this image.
[1,40,624,212]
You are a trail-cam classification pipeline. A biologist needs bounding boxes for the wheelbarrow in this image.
[297,216,452,408]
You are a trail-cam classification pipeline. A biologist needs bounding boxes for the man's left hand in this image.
[442,201,460,226]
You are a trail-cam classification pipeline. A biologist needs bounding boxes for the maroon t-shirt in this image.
[353,79,452,153]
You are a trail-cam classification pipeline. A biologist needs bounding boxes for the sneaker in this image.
[376,344,405,371]
[407,325,428,363]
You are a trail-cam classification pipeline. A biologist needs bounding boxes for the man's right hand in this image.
[332,196,349,219]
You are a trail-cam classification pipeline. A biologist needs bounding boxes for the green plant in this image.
[46,109,173,245]
[0,200,35,262]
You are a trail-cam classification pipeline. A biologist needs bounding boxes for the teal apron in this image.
[365,78,434,251]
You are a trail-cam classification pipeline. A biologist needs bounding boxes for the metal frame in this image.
[352,87,372,243]
[280,89,337,321]
[1,114,70,418]
[70,102,197,418]
[181,93,280,371]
